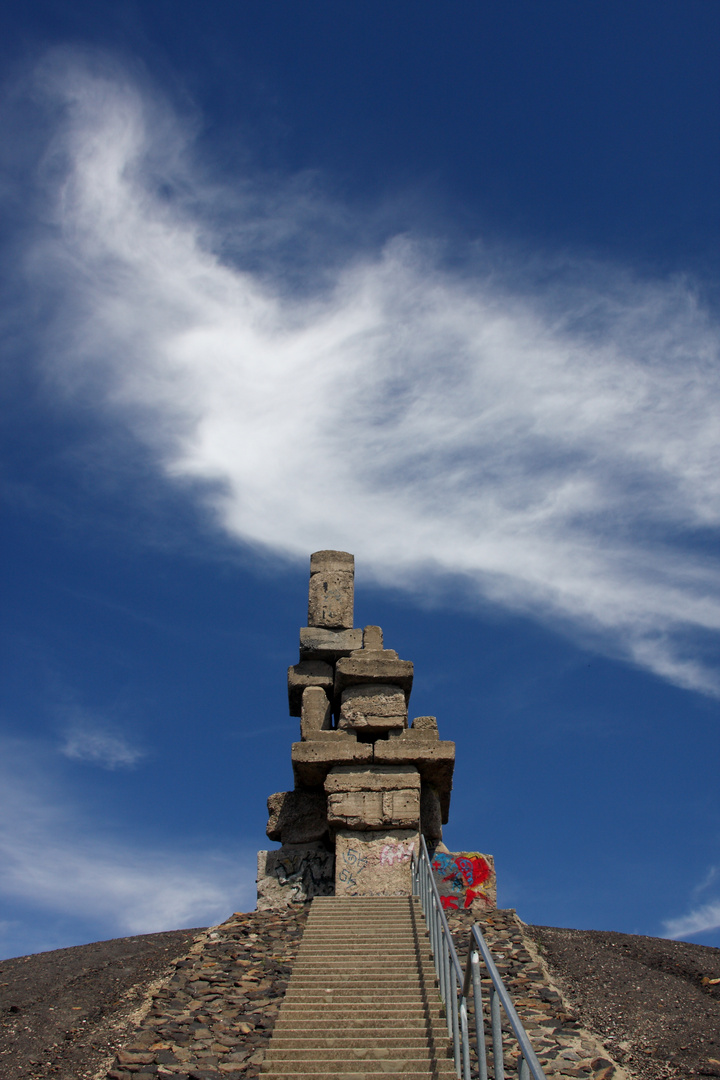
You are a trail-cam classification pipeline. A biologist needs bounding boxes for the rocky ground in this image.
[1,908,718,1080]
[526,923,720,1080]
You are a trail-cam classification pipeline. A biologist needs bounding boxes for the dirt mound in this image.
[0,928,203,1078]
[527,925,720,1080]
[1,920,719,1080]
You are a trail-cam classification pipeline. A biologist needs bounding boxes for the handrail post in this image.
[460,996,471,1080]
[490,986,505,1080]
[443,924,452,1030]
[471,950,488,1080]
[450,964,461,1074]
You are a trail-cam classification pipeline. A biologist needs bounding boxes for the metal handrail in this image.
[411,835,470,1078]
[412,836,547,1080]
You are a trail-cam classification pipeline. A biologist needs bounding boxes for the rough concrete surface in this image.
[290,737,373,787]
[265,789,328,844]
[338,682,407,732]
[256,848,334,909]
[299,686,332,740]
[324,764,421,793]
[334,828,418,895]
[326,786,421,830]
[334,654,414,698]
[286,662,333,717]
[298,626,363,660]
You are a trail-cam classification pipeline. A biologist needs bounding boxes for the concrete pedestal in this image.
[334,829,419,896]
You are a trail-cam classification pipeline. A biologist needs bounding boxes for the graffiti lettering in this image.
[380,840,415,867]
[343,848,368,870]
[338,846,368,888]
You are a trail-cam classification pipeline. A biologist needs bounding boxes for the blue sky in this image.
[1,1,720,959]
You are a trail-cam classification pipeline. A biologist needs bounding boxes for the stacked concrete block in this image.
[257,550,460,906]
[307,549,354,630]
[325,766,421,831]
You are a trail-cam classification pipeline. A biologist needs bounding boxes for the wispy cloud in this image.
[12,52,720,693]
[0,739,254,945]
[663,900,720,940]
[60,715,145,769]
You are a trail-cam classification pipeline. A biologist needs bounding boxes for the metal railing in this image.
[411,836,547,1080]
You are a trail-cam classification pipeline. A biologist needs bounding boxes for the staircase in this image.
[262,896,456,1080]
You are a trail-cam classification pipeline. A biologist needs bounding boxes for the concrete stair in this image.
[262,896,455,1080]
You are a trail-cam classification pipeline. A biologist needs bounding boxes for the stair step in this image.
[269,1038,438,1048]
[261,1061,455,1075]
[274,1010,446,1019]
[289,975,425,982]
[262,1074,453,1080]
[290,960,422,967]
[310,901,417,906]
[280,1007,436,1015]
[265,1049,443,1062]
[262,1073,454,1080]
[297,950,425,956]
[297,947,423,953]
[283,989,430,998]
[295,964,435,971]
[301,931,417,938]
[290,970,427,975]
[273,1016,447,1025]
[282,997,432,1006]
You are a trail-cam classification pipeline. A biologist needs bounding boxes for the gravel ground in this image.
[0,929,203,1080]
[526,925,720,1080]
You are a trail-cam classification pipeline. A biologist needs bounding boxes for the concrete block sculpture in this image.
[257,551,494,909]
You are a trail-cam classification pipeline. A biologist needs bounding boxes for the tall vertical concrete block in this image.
[308,550,354,629]
[420,783,443,843]
[300,685,333,740]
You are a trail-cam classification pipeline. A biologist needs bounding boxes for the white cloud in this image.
[663,901,720,940]
[693,865,720,896]
[60,717,145,769]
[0,740,254,938]
[16,55,720,694]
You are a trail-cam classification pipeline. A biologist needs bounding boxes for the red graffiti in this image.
[432,852,492,909]
[452,855,491,888]
[464,887,489,908]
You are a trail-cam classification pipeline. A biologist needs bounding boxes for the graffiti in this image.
[380,840,415,867]
[261,848,335,905]
[431,851,493,910]
[338,846,368,886]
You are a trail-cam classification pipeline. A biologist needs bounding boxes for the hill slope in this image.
[0,919,718,1080]
[528,924,720,1080]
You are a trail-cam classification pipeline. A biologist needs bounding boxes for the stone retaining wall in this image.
[447,907,631,1080]
[103,907,309,1080]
